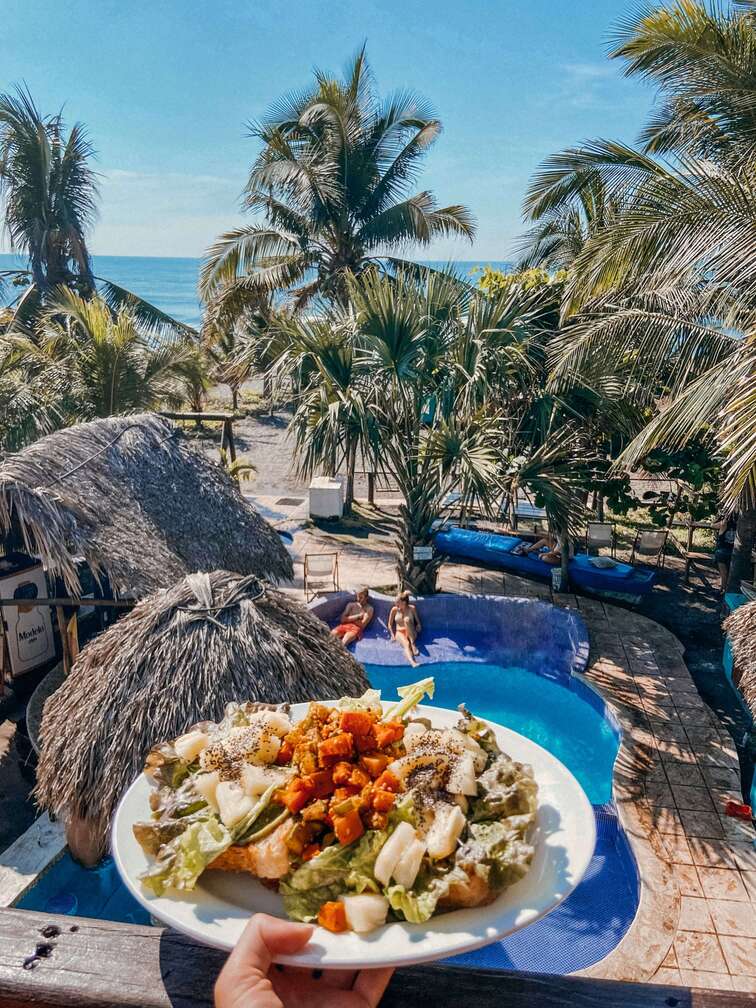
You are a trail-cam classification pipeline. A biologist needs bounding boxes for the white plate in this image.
[112,702,596,968]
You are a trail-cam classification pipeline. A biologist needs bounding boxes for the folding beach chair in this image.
[303,552,340,601]
[630,530,668,569]
[585,521,616,558]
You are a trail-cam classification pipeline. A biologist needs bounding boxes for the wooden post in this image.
[224,419,237,466]
[55,606,71,676]
[66,612,80,665]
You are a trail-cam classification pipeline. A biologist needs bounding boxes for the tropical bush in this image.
[0,291,197,449]
[271,268,610,592]
[525,0,756,589]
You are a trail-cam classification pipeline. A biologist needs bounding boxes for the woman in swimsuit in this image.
[388,591,422,667]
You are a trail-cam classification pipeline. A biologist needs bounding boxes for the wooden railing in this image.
[0,906,753,1008]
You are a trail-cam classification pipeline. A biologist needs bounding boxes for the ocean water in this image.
[0,254,513,329]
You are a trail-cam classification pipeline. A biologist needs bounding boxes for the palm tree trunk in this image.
[231,385,239,412]
[726,506,756,594]
[343,438,357,515]
[558,531,570,592]
[396,501,441,595]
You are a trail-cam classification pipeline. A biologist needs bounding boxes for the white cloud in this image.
[92,166,244,256]
[562,61,614,80]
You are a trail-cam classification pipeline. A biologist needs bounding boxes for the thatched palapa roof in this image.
[0,413,293,596]
[724,599,756,719]
[35,570,370,863]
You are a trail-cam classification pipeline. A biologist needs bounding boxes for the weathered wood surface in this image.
[1,906,754,1008]
[0,818,65,907]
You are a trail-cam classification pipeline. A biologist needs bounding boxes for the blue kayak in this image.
[434,527,657,597]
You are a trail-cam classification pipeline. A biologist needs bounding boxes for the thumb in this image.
[231,913,314,976]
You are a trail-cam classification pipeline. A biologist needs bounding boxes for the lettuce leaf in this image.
[281,829,389,921]
[139,817,232,896]
[383,677,435,722]
[386,863,467,924]
[231,782,280,842]
[455,819,535,892]
[456,705,502,760]
[471,754,538,823]
[337,688,383,715]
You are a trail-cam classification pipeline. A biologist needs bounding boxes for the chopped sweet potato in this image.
[303,769,334,798]
[301,843,321,862]
[349,766,371,788]
[275,739,294,765]
[333,808,364,845]
[371,789,396,812]
[373,722,404,749]
[280,778,314,814]
[331,761,354,785]
[374,769,401,793]
[317,732,354,765]
[339,710,375,736]
[354,728,377,753]
[360,753,390,778]
[318,901,348,932]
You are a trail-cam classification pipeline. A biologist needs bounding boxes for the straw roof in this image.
[724,599,756,719]
[0,413,293,596]
[35,570,369,863]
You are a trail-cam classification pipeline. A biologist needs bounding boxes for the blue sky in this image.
[1,0,654,259]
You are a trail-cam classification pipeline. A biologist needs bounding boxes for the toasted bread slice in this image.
[209,845,255,873]
[207,820,291,880]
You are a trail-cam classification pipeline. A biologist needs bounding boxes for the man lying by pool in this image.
[330,588,374,647]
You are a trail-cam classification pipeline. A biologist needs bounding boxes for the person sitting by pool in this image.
[330,588,374,647]
[388,590,422,666]
[512,532,560,565]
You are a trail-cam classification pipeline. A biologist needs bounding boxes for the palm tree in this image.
[278,268,597,591]
[0,86,192,336]
[1,289,196,425]
[523,0,756,590]
[200,49,475,314]
[514,179,621,272]
[277,314,364,510]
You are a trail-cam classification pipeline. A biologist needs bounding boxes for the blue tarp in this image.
[434,527,657,596]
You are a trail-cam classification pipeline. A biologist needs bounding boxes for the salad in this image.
[133,679,538,934]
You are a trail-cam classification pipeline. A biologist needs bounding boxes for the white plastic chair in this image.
[586,522,616,557]
[303,552,340,601]
[630,530,668,568]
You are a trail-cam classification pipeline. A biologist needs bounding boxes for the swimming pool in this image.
[366,661,618,805]
[16,593,639,975]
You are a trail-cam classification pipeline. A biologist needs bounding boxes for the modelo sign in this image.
[0,553,56,677]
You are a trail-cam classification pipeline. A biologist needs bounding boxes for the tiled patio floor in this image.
[285,528,756,989]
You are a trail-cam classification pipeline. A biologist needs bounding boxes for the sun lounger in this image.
[434,527,657,597]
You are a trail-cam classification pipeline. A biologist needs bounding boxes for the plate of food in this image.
[112,677,595,968]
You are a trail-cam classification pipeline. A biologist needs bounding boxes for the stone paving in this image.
[283,521,756,989]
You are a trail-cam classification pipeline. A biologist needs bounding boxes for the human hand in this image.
[214,913,393,1008]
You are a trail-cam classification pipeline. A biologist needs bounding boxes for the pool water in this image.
[365,661,619,805]
[17,656,637,975]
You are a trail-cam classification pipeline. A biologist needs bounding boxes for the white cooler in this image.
[308,476,344,519]
[0,553,56,678]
